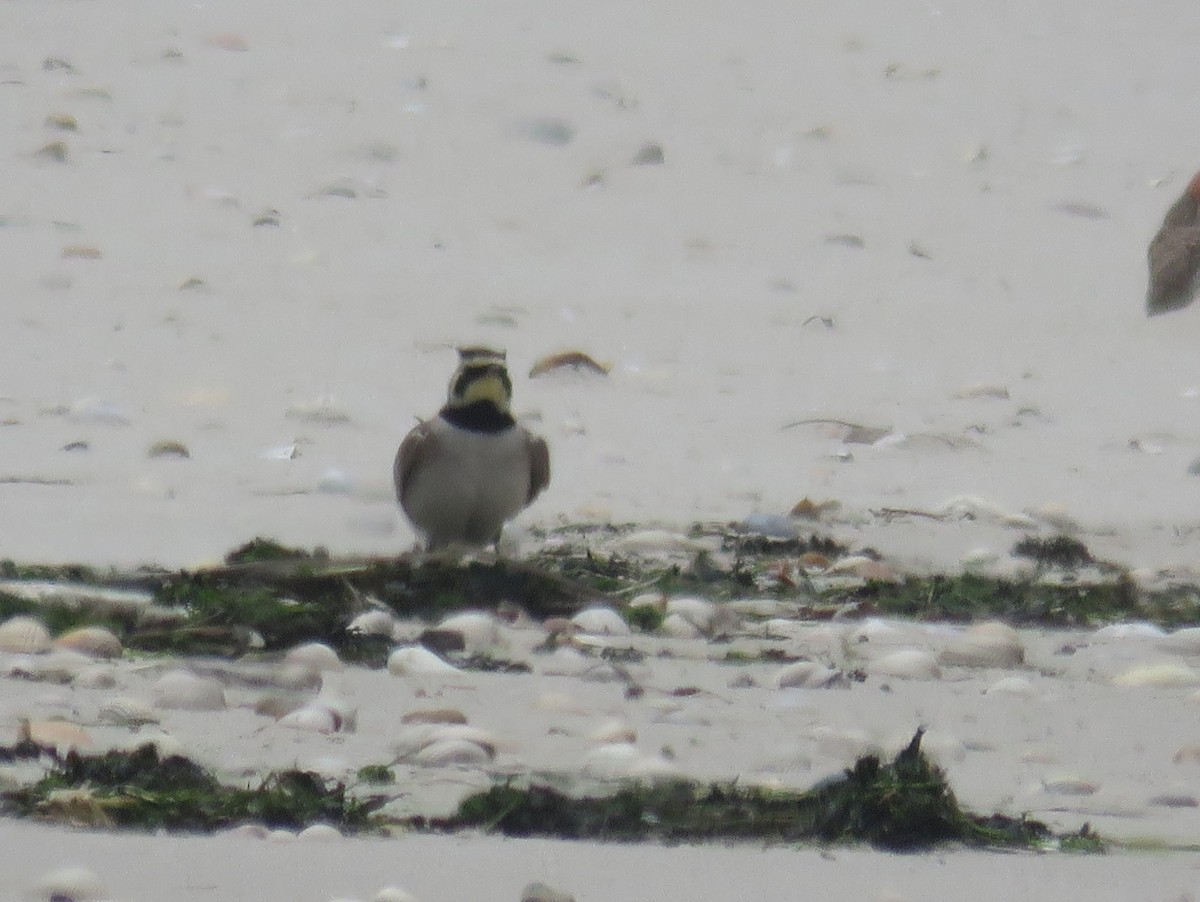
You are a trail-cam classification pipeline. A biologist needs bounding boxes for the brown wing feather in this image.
[526,433,550,504]
[394,421,437,508]
[1147,225,1200,315]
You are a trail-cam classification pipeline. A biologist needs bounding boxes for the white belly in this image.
[402,423,532,548]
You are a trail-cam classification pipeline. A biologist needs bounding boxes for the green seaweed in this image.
[427,730,1053,851]
[1,743,384,832]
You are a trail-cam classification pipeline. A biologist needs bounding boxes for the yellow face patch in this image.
[452,366,512,409]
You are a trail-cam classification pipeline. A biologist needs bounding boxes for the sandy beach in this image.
[3,0,1200,897]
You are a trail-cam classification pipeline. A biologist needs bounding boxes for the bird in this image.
[394,346,550,550]
[1146,169,1200,316]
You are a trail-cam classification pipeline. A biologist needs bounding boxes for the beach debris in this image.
[0,615,52,653]
[522,881,576,902]
[774,660,845,689]
[386,645,462,677]
[259,441,300,460]
[871,649,941,680]
[402,708,468,725]
[519,118,575,146]
[61,244,101,259]
[65,398,129,425]
[178,276,208,291]
[1112,662,1200,687]
[1051,200,1108,219]
[19,717,93,752]
[35,140,68,162]
[252,207,281,227]
[781,417,891,444]
[285,641,343,672]
[373,888,419,902]
[824,233,865,249]
[433,730,1051,849]
[151,670,227,710]
[2,743,384,832]
[1041,774,1100,796]
[97,696,159,727]
[54,626,122,659]
[631,142,665,165]
[27,866,105,902]
[938,622,1024,668]
[147,439,190,459]
[391,723,498,765]
[984,675,1037,697]
[953,383,1010,400]
[277,704,347,734]
[570,606,630,636]
[528,350,610,378]
[1146,169,1200,315]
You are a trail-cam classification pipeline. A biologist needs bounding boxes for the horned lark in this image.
[1147,169,1200,316]
[395,347,550,550]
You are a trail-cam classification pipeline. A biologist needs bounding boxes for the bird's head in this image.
[447,346,513,413]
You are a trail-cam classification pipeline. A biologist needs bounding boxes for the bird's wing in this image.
[1147,225,1200,314]
[527,433,551,504]
[394,420,438,505]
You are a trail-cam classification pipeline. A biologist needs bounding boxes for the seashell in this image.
[790,498,840,522]
[72,664,117,688]
[775,661,843,689]
[347,610,396,637]
[871,649,941,680]
[1029,502,1080,532]
[147,439,190,459]
[538,646,593,677]
[254,694,306,719]
[666,597,740,636]
[1093,622,1166,640]
[151,670,226,710]
[285,641,343,672]
[412,737,493,766]
[387,646,462,677]
[97,696,159,727]
[27,865,105,902]
[298,823,342,840]
[660,612,702,639]
[933,495,1011,521]
[542,616,579,638]
[1113,662,1200,687]
[20,717,93,752]
[278,705,342,734]
[55,625,122,659]
[570,607,630,636]
[434,610,505,653]
[392,724,499,761]
[374,888,419,902]
[797,551,832,570]
[588,718,637,745]
[984,675,1037,697]
[259,442,299,460]
[0,615,52,653]
[522,882,576,902]
[583,741,642,778]
[401,707,468,725]
[938,622,1024,668]
[1173,745,1200,764]
[1041,774,1100,796]
[528,351,610,378]
[209,31,249,51]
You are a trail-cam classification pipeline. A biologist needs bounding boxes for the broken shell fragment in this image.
[529,351,610,378]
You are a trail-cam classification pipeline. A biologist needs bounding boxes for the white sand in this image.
[3,0,1200,896]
